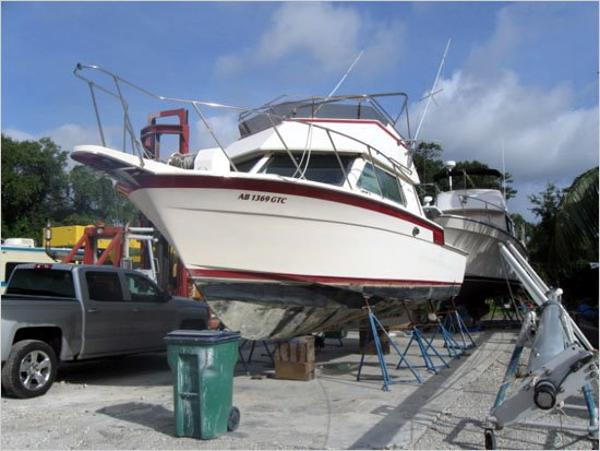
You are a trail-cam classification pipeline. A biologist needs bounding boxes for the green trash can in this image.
[164,329,241,439]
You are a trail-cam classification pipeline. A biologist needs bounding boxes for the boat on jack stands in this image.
[423,162,527,321]
[71,64,467,340]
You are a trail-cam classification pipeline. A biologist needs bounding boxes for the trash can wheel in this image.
[228,406,240,432]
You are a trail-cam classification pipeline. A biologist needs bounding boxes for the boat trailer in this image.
[484,242,598,449]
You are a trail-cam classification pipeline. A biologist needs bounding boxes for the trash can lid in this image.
[164,329,241,345]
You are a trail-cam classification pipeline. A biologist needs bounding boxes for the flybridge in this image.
[237,94,409,139]
[73,64,415,178]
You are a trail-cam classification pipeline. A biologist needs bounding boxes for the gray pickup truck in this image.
[1,263,208,398]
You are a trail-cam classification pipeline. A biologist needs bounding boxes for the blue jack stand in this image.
[396,326,450,374]
[442,307,476,351]
[425,320,464,359]
[356,304,423,390]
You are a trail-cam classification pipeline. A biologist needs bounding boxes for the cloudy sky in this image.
[2,2,598,221]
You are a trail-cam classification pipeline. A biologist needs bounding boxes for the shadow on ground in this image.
[348,331,492,449]
[52,339,363,389]
[97,402,174,435]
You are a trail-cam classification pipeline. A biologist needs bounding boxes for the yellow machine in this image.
[47,225,141,251]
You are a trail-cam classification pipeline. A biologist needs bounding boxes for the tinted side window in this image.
[377,167,406,205]
[5,268,75,299]
[357,163,406,206]
[126,273,162,303]
[86,271,123,302]
[357,163,382,196]
[234,155,263,172]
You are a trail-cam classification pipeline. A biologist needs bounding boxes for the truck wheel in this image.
[1,340,58,398]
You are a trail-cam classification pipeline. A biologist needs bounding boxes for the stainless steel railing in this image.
[74,63,415,204]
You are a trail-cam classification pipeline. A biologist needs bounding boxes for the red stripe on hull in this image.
[189,268,460,287]
[127,175,445,244]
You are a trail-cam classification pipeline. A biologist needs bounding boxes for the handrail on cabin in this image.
[74,63,414,199]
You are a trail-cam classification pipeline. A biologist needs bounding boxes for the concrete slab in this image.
[1,329,596,449]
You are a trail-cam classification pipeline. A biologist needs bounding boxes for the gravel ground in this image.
[1,329,597,450]
[413,332,599,450]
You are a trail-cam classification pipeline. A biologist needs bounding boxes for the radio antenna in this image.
[327,50,364,99]
[502,139,507,199]
[414,39,451,143]
[313,50,363,116]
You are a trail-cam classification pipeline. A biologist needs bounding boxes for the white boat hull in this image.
[433,214,526,318]
[72,147,467,339]
[130,180,464,338]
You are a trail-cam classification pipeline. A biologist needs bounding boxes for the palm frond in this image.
[553,167,599,264]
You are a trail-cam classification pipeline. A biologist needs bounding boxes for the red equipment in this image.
[62,223,124,266]
[140,108,190,160]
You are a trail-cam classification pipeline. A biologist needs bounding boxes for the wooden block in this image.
[275,336,315,364]
[275,361,315,381]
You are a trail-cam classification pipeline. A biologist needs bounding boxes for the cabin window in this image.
[262,153,354,186]
[233,155,263,172]
[357,163,407,206]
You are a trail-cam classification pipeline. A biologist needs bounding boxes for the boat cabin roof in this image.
[436,189,507,213]
[239,100,390,138]
[433,167,503,182]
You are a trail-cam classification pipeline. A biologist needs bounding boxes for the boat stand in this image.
[441,301,476,352]
[396,302,450,373]
[424,319,464,359]
[396,326,450,374]
[356,301,422,390]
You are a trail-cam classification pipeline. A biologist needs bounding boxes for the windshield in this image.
[5,268,76,299]
[262,153,354,186]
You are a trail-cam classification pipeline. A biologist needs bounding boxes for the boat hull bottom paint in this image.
[197,280,460,339]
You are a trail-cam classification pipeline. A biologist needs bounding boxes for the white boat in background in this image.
[71,64,467,339]
[423,164,526,320]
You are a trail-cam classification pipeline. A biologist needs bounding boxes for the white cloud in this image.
[255,3,361,72]
[413,4,598,222]
[3,128,36,142]
[414,69,598,220]
[215,3,405,78]
[193,113,240,150]
[415,70,597,179]
[3,123,112,152]
[465,7,522,79]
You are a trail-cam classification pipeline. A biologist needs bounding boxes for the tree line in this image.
[1,135,139,242]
